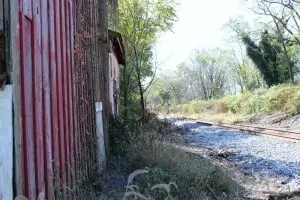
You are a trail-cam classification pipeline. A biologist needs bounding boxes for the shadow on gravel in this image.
[228,154,300,179]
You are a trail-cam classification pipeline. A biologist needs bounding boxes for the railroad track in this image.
[177,116,300,141]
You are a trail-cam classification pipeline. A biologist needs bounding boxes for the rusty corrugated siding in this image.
[8,0,119,198]
[15,0,87,199]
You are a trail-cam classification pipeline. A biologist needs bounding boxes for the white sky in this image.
[155,0,257,74]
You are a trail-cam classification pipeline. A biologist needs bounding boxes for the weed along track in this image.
[167,117,300,199]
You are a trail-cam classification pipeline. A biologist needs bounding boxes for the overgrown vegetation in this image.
[106,115,245,199]
[104,0,300,199]
[146,0,300,120]
[161,84,300,122]
[118,0,177,121]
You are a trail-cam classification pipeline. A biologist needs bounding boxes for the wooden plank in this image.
[0,86,13,200]
[40,0,53,199]
[49,0,60,198]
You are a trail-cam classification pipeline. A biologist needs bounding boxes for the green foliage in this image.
[108,111,170,156]
[264,84,300,113]
[108,116,129,156]
[118,0,177,120]
[222,92,265,114]
[158,89,170,106]
[233,59,264,92]
[242,31,294,87]
[173,84,300,117]
[182,100,218,114]
[284,91,300,116]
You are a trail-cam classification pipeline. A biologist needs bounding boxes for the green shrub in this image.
[241,94,266,114]
[223,92,253,114]
[264,84,299,113]
[174,84,300,116]
[284,90,300,116]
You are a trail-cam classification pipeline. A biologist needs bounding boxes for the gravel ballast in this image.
[169,118,300,192]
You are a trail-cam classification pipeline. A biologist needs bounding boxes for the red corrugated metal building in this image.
[1,0,125,199]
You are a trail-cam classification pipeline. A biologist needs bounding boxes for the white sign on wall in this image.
[0,85,13,200]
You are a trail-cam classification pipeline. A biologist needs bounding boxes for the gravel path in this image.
[169,118,300,193]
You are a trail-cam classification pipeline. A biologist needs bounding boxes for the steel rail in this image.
[178,116,300,141]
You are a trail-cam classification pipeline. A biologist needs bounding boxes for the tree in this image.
[189,49,227,100]
[222,17,265,92]
[246,0,300,82]
[251,0,300,45]
[118,0,177,121]
[242,30,292,86]
[227,47,264,92]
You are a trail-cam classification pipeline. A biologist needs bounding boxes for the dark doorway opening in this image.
[0,0,10,90]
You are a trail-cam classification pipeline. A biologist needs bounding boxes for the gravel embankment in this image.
[168,118,300,194]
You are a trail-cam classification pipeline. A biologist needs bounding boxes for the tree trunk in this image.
[138,76,145,121]
[122,65,129,121]
[133,46,145,121]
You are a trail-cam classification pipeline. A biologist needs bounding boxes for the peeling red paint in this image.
[17,0,76,199]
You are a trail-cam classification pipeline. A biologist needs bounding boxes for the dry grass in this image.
[168,111,245,124]
[106,120,247,200]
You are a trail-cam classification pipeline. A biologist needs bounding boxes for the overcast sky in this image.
[155,0,257,75]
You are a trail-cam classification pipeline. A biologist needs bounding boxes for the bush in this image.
[264,84,299,113]
[108,115,130,156]
[172,84,300,117]
[284,90,300,116]
[241,94,266,114]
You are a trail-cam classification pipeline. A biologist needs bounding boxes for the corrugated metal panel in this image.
[11,0,113,198]
[16,0,84,199]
